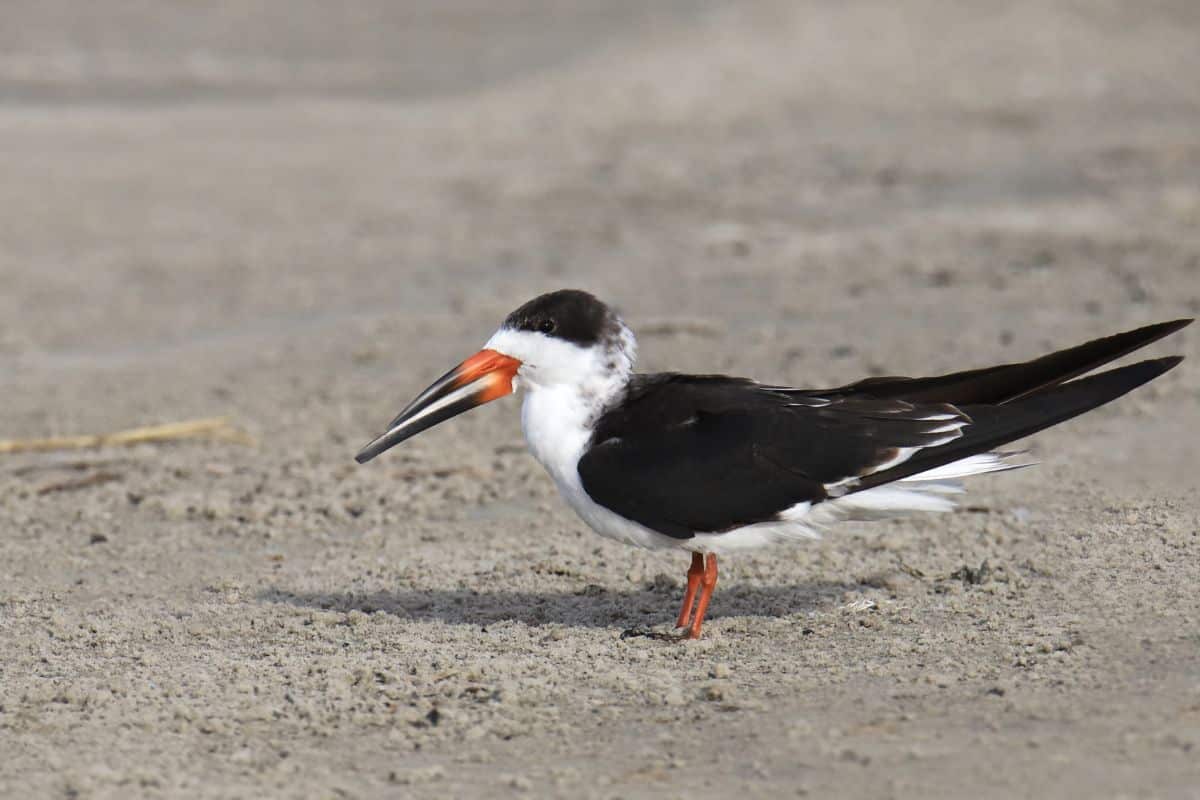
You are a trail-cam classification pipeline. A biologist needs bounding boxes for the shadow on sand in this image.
[260,580,851,630]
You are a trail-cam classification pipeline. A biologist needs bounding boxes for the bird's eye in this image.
[538,319,556,334]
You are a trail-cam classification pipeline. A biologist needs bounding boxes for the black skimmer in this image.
[356,290,1190,638]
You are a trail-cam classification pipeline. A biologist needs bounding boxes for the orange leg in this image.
[687,555,719,640]
[675,553,705,629]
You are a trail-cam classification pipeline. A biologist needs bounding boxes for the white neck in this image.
[519,342,632,478]
[482,317,638,501]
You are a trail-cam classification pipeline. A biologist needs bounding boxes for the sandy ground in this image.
[2,1,1200,797]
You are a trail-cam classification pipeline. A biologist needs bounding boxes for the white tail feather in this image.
[899,452,1033,483]
[825,485,959,520]
[818,452,1034,523]
[692,451,1036,553]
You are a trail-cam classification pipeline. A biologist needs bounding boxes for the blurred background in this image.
[2,0,1197,481]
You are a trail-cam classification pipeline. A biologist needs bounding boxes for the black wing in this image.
[578,375,971,538]
[577,319,1190,540]
[815,318,1191,405]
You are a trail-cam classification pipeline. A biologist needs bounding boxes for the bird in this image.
[355,290,1190,639]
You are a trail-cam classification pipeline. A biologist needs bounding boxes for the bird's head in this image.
[355,289,635,463]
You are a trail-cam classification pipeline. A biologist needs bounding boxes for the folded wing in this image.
[578,319,1189,540]
[579,376,974,538]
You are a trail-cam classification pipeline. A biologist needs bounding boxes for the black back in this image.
[579,375,968,538]
[577,319,1190,539]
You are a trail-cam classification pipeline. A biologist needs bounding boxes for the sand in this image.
[2,2,1199,797]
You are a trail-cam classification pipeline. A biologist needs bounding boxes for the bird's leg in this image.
[675,553,706,629]
[687,555,719,640]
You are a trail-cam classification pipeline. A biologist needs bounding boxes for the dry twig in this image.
[0,417,253,455]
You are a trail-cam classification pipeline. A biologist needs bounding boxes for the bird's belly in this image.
[553,472,683,550]
[533,439,827,552]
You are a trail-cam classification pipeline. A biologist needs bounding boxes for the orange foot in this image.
[675,553,718,639]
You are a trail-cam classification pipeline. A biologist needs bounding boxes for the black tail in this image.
[835,318,1191,406]
[853,356,1183,493]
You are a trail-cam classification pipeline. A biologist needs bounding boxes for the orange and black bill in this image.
[355,349,521,464]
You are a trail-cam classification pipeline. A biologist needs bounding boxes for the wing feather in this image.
[578,320,1189,541]
[578,376,971,538]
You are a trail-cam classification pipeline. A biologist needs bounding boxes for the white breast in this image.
[521,385,682,551]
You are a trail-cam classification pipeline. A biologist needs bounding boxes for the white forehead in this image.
[483,325,636,390]
[484,327,590,366]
